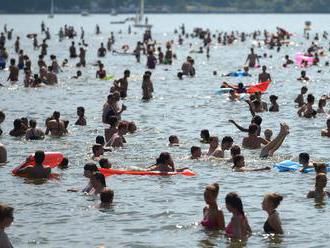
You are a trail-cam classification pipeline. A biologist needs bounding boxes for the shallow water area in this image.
[0,14,329,247]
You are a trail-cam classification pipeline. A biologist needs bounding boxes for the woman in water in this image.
[0,203,14,248]
[225,192,252,239]
[147,152,175,172]
[269,95,279,112]
[307,173,330,200]
[201,183,225,230]
[262,193,284,234]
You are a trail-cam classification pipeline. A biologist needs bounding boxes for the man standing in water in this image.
[258,65,271,82]
[245,48,259,68]
[16,150,51,178]
[115,70,130,98]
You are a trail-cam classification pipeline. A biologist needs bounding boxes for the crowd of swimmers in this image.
[0,20,330,246]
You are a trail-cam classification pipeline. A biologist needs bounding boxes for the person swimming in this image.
[201,183,225,230]
[190,146,202,159]
[89,172,107,196]
[98,189,114,208]
[169,135,179,147]
[75,106,86,126]
[16,150,51,179]
[262,193,284,234]
[200,129,211,144]
[225,192,252,239]
[307,173,330,200]
[321,118,330,137]
[294,86,308,107]
[232,155,270,172]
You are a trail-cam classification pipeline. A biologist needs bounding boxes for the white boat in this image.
[48,0,54,18]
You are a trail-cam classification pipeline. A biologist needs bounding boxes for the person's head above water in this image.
[221,136,233,150]
[169,135,179,145]
[191,146,201,158]
[225,192,245,215]
[307,94,315,104]
[52,111,60,120]
[248,124,259,135]
[262,65,267,72]
[84,162,98,178]
[270,95,278,103]
[301,86,308,94]
[95,135,105,146]
[204,183,219,204]
[100,189,114,204]
[230,145,241,158]
[200,129,210,141]
[252,115,262,126]
[315,173,327,189]
[262,193,283,211]
[34,150,45,165]
[299,152,310,165]
[156,152,173,165]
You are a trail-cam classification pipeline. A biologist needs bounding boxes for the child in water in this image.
[98,189,114,208]
[168,135,179,146]
[201,183,225,230]
[0,204,14,247]
[262,193,284,234]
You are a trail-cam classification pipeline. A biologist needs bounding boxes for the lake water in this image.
[0,14,329,247]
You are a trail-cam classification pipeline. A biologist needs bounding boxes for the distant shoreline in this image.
[0,12,330,15]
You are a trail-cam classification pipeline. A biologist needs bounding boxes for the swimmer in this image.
[114,70,130,98]
[298,152,314,172]
[283,55,294,67]
[260,123,290,158]
[169,135,179,146]
[269,95,279,112]
[45,66,58,85]
[313,162,328,174]
[321,118,330,137]
[225,192,252,239]
[258,65,271,82]
[242,124,268,149]
[245,48,259,68]
[229,90,240,101]
[45,111,68,136]
[294,86,308,107]
[0,111,5,136]
[89,173,107,196]
[25,119,45,140]
[0,203,14,247]
[127,122,137,134]
[9,119,26,137]
[99,158,112,169]
[317,98,326,113]
[75,106,87,126]
[307,173,330,200]
[58,157,69,169]
[95,136,112,152]
[146,152,175,172]
[142,72,154,101]
[200,129,211,144]
[297,70,309,81]
[232,155,271,172]
[7,58,19,82]
[264,129,273,142]
[190,146,202,159]
[201,183,225,230]
[16,150,51,179]
[83,163,98,193]
[297,94,317,118]
[96,63,106,79]
[71,70,82,79]
[262,193,284,234]
[106,122,127,148]
[97,43,107,57]
[228,145,241,163]
[98,189,114,208]
[92,144,104,161]
[104,116,118,143]
[146,51,157,69]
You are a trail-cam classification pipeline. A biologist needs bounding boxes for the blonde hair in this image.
[265,193,283,209]
[205,183,219,198]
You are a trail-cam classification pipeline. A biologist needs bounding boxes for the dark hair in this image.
[191,146,200,154]
[94,173,106,187]
[0,204,14,222]
[29,119,37,128]
[84,162,98,172]
[53,111,60,119]
[225,192,245,216]
[13,118,22,129]
[92,144,103,154]
[230,145,241,157]
[95,136,105,146]
[58,157,69,169]
[100,189,114,203]
[301,86,308,92]
[200,129,210,141]
[99,158,111,168]
[307,94,315,104]
[77,106,85,114]
[0,111,5,120]
[222,136,233,145]
[169,135,178,143]
[205,183,219,198]
[156,152,171,165]
[270,95,278,101]
[299,152,310,163]
[34,150,45,164]
[252,115,262,125]
[248,124,258,135]
[233,155,244,168]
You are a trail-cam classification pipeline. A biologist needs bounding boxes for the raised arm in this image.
[228,120,248,132]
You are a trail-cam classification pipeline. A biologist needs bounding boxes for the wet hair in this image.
[95,136,105,146]
[265,193,283,209]
[100,189,114,203]
[299,153,310,164]
[307,94,315,104]
[0,204,14,222]
[0,111,5,121]
[99,158,111,168]
[248,123,259,135]
[84,162,98,172]
[270,95,278,101]
[94,173,106,187]
[318,98,326,108]
[58,157,69,169]
[200,129,210,141]
[124,69,130,76]
[230,145,241,157]
[13,119,22,129]
[233,155,244,168]
[252,115,262,125]
[315,173,327,187]
[53,111,60,119]
[77,106,85,114]
[92,144,103,154]
[225,192,245,216]
[314,163,327,174]
[177,72,183,79]
[156,152,171,165]
[221,136,233,145]
[169,135,178,143]
[29,119,37,128]
[191,146,201,154]
[205,183,219,198]
[34,150,45,164]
